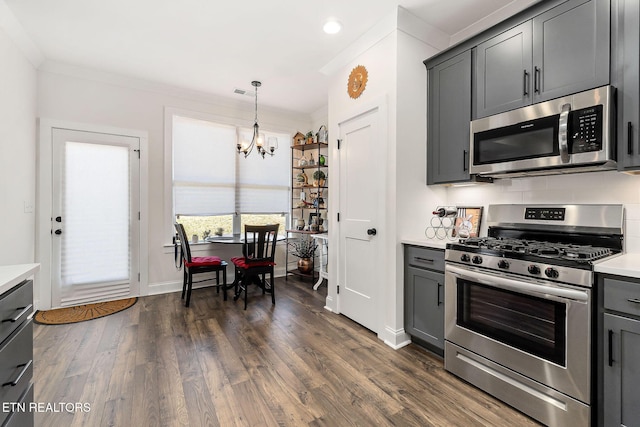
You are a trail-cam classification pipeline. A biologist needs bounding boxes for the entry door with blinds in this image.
[52,128,140,307]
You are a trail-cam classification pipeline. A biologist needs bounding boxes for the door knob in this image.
[367,228,377,236]
[54,229,62,235]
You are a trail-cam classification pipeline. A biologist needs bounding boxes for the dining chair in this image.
[174,223,228,307]
[231,224,279,310]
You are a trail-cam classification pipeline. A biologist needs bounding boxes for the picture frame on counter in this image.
[452,207,483,238]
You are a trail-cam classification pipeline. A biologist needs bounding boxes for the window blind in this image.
[173,116,236,215]
[173,116,290,216]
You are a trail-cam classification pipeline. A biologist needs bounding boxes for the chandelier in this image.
[237,81,277,158]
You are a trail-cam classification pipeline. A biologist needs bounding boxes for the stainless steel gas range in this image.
[444,204,624,427]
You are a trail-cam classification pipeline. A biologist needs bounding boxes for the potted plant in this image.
[305,131,314,144]
[288,237,317,273]
[313,170,326,187]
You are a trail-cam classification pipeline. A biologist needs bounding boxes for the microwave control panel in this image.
[569,105,603,153]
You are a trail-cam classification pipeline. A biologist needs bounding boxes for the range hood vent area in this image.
[475,160,617,180]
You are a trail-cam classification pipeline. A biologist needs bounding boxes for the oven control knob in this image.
[472,256,483,265]
[498,260,509,269]
[545,267,559,279]
[528,265,541,275]
[460,254,471,262]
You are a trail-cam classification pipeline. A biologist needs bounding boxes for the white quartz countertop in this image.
[0,264,39,296]
[401,238,448,250]
[594,253,640,279]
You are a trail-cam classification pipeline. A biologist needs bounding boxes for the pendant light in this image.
[237,81,277,158]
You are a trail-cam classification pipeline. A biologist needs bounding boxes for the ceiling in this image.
[4,0,540,115]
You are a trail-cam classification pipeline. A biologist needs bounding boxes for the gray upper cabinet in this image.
[474,21,533,119]
[615,0,640,170]
[532,0,609,102]
[474,0,609,119]
[427,50,471,185]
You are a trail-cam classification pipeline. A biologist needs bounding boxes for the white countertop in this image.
[401,238,448,250]
[595,253,640,279]
[0,263,40,296]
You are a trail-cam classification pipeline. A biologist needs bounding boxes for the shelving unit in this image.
[286,141,329,282]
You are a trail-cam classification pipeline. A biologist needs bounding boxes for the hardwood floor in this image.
[33,276,541,426]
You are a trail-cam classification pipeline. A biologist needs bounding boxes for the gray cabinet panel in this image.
[406,266,444,350]
[404,245,445,355]
[603,313,640,427]
[616,0,640,170]
[427,50,471,184]
[474,0,609,120]
[532,0,610,103]
[474,21,532,118]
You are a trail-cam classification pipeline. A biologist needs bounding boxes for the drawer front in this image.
[0,280,33,346]
[405,246,445,272]
[0,319,33,425]
[1,382,33,427]
[604,278,640,317]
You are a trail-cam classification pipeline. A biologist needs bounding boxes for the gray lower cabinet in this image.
[0,280,34,427]
[599,276,640,426]
[426,50,471,185]
[404,245,445,356]
[474,0,609,119]
[614,0,640,170]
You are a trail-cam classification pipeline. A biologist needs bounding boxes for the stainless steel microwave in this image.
[470,85,616,178]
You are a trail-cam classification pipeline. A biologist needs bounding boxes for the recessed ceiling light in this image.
[323,19,342,34]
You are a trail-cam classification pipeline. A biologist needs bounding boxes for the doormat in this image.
[34,298,137,325]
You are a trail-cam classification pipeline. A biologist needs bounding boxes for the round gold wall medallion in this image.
[347,65,368,99]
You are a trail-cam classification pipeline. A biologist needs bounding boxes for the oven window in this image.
[474,114,559,165]
[457,280,566,366]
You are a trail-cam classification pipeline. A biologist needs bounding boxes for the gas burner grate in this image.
[455,237,615,263]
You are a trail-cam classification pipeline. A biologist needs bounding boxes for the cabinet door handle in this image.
[608,329,614,367]
[627,298,640,304]
[534,66,540,94]
[414,257,434,264]
[523,70,529,96]
[2,304,33,323]
[2,360,32,387]
[463,150,468,171]
[628,122,633,155]
[437,283,443,306]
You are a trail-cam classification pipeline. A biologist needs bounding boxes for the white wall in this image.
[325,7,449,348]
[325,26,397,336]
[0,26,37,265]
[37,63,311,298]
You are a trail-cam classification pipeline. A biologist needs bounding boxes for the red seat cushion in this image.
[231,256,276,269]
[185,256,223,268]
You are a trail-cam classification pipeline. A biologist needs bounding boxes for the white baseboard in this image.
[382,325,411,350]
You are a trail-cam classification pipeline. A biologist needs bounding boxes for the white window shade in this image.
[237,130,290,213]
[62,142,130,288]
[173,116,236,215]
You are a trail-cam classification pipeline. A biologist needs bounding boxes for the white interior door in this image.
[51,128,140,307]
[338,107,381,332]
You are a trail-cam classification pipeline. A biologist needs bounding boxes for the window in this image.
[171,114,290,239]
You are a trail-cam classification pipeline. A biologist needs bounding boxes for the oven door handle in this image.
[446,264,588,303]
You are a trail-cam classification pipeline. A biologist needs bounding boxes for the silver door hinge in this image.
[337,212,340,222]
[337,285,340,294]
[138,273,141,281]
[337,139,341,149]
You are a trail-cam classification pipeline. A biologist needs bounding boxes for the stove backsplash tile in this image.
[446,170,640,252]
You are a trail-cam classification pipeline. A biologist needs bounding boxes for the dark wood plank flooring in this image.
[33,276,541,426]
